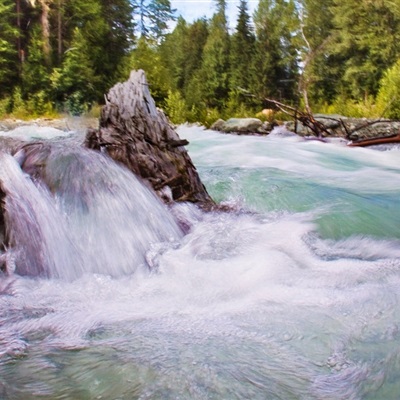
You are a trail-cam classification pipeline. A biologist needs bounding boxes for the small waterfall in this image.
[0,145,183,280]
[0,151,80,280]
[1,125,400,399]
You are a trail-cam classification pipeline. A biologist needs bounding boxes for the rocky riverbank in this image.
[286,115,400,141]
[211,115,400,141]
[1,114,399,143]
[0,117,99,132]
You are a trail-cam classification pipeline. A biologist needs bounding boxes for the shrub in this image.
[164,90,188,124]
[320,95,379,118]
[9,87,29,119]
[376,59,400,119]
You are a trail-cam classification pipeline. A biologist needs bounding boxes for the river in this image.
[0,124,400,399]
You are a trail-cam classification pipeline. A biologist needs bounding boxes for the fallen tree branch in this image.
[264,98,331,138]
[348,133,400,147]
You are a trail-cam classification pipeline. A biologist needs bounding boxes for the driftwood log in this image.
[265,98,400,146]
[348,133,400,147]
[85,70,214,208]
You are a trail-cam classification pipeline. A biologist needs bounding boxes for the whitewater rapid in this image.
[0,124,400,399]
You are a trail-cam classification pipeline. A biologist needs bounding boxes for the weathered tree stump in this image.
[85,70,214,208]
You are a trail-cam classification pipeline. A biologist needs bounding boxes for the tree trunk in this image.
[39,0,51,65]
[348,133,400,147]
[85,69,215,209]
[57,0,62,63]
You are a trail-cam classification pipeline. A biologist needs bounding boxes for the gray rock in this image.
[210,119,225,131]
[223,118,263,133]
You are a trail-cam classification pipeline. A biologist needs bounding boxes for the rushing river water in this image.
[0,124,400,399]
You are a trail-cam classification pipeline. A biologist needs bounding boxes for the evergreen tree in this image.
[181,18,209,107]
[131,0,175,40]
[129,36,172,103]
[252,0,298,103]
[330,0,400,99]
[97,0,135,87]
[21,25,51,97]
[159,16,188,91]
[61,0,133,96]
[37,0,53,65]
[53,27,99,113]
[199,0,230,109]
[160,16,209,119]
[296,0,338,107]
[0,0,19,96]
[148,0,176,39]
[229,0,256,109]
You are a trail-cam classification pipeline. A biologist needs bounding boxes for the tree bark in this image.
[348,133,400,147]
[57,0,62,63]
[85,69,215,209]
[39,0,51,65]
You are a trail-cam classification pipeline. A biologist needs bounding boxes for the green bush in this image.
[164,90,188,124]
[84,103,102,119]
[26,90,57,117]
[320,95,380,118]
[9,87,29,119]
[202,108,222,128]
[0,98,9,118]
[64,92,90,116]
[376,59,400,119]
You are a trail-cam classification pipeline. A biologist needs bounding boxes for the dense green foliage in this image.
[1,0,400,122]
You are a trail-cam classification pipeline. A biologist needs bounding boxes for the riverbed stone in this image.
[210,119,225,131]
[223,118,263,133]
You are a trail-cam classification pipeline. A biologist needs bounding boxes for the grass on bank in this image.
[0,89,394,126]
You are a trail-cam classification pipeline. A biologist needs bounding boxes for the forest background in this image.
[1,0,400,126]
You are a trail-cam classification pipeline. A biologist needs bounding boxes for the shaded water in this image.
[1,125,400,399]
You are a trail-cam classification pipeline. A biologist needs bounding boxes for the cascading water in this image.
[0,132,182,280]
[1,124,400,399]
[0,151,81,279]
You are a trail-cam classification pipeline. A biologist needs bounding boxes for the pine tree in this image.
[97,0,135,87]
[61,0,134,95]
[21,25,50,96]
[148,0,176,40]
[131,0,175,40]
[129,36,172,103]
[159,16,209,119]
[229,0,256,109]
[296,0,338,109]
[159,16,188,91]
[252,0,298,103]
[330,0,400,99]
[0,0,19,96]
[182,17,209,109]
[199,0,230,109]
[53,27,99,113]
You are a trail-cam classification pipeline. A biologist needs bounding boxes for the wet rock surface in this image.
[0,117,98,132]
[285,115,400,141]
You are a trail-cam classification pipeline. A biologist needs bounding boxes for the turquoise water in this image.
[0,125,400,399]
[179,126,400,240]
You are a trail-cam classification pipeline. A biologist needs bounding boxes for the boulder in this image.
[210,119,225,131]
[223,118,263,133]
[285,116,400,140]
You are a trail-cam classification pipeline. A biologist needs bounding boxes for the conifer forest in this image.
[1,0,400,124]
